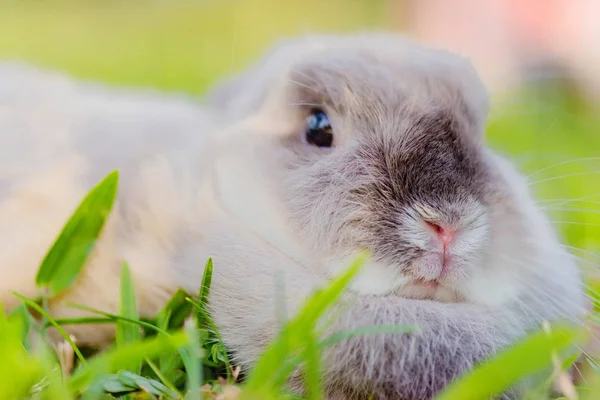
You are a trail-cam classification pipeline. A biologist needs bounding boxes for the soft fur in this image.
[0,33,587,399]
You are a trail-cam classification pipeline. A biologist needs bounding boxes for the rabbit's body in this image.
[0,34,587,399]
[0,62,223,343]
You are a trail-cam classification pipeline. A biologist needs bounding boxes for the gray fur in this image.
[0,33,587,399]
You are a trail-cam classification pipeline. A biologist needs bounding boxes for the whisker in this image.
[510,239,600,271]
[504,264,590,303]
[542,206,600,215]
[288,102,324,108]
[529,170,600,187]
[290,68,320,85]
[499,255,590,319]
[288,79,320,93]
[571,361,588,385]
[549,220,600,228]
[537,193,600,205]
[540,198,600,210]
[500,244,599,286]
[560,245,600,263]
[527,157,600,178]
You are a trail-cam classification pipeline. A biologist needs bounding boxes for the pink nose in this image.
[425,221,456,247]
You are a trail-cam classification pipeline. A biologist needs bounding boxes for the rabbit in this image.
[0,33,588,399]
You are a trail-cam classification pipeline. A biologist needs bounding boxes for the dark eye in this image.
[305,109,333,148]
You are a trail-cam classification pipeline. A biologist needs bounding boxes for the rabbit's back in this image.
[0,63,218,344]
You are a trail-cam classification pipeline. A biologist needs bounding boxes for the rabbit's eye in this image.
[305,109,333,148]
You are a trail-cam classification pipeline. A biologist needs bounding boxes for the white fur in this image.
[0,34,587,399]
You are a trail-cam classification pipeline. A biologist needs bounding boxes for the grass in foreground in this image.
[1,153,600,399]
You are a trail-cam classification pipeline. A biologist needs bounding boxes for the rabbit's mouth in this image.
[398,278,465,303]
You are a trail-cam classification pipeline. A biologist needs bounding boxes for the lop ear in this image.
[202,35,327,119]
[203,62,270,119]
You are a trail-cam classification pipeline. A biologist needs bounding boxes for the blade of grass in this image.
[259,323,417,399]
[241,251,367,395]
[116,262,141,344]
[12,292,87,366]
[248,252,369,394]
[157,344,186,387]
[155,290,193,381]
[65,302,170,337]
[156,289,193,332]
[190,258,223,382]
[195,258,213,330]
[47,317,115,327]
[67,330,190,394]
[295,251,367,331]
[434,323,585,400]
[109,370,181,398]
[35,170,119,298]
[319,323,419,348]
[183,317,202,400]
[8,303,36,352]
[302,331,323,400]
[0,302,44,400]
[144,357,183,399]
[116,262,142,373]
[67,301,198,388]
[99,374,137,394]
[186,298,232,380]
[36,341,74,400]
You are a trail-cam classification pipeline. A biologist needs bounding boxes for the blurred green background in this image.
[0,0,389,92]
[0,0,598,276]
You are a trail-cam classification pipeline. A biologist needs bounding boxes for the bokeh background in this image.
[0,0,598,279]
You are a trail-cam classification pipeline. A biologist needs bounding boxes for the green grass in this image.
[0,170,391,399]
[1,1,599,399]
[0,169,596,399]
